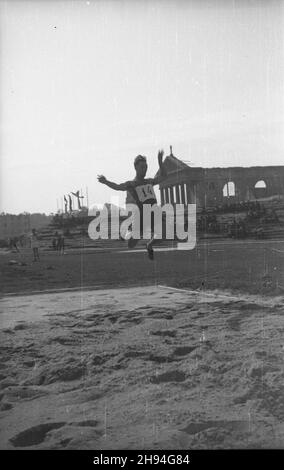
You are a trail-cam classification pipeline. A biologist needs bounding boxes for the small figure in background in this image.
[64,195,68,213]
[68,195,73,212]
[9,237,20,253]
[30,229,40,261]
[57,233,65,254]
[52,231,59,251]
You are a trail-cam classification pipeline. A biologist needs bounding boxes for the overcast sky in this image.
[1,0,283,214]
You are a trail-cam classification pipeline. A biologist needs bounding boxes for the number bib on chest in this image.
[135,184,156,203]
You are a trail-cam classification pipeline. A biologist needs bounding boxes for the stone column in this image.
[180,183,186,204]
[186,184,191,204]
[160,188,165,206]
[175,185,181,204]
[165,187,169,204]
[169,186,174,204]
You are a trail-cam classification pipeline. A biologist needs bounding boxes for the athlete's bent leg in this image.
[128,237,139,249]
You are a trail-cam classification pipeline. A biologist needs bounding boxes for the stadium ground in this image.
[1,238,283,296]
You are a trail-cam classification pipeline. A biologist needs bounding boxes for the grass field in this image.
[1,239,283,296]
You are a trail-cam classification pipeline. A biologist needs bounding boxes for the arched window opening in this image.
[223,181,235,197]
[254,180,266,189]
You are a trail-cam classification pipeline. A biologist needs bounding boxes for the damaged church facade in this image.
[157,149,284,210]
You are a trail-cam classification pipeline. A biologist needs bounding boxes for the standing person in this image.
[98,149,167,260]
[9,237,20,253]
[57,233,65,254]
[30,229,40,261]
[52,231,58,251]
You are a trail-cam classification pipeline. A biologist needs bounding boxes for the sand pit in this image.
[0,285,283,449]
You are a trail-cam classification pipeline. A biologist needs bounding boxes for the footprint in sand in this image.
[181,420,250,436]
[13,322,30,331]
[10,418,104,448]
[173,346,197,356]
[119,316,143,325]
[25,365,87,386]
[70,420,99,427]
[91,353,116,366]
[106,315,119,324]
[147,311,174,320]
[146,353,176,364]
[151,330,177,338]
[151,370,186,384]
[48,336,81,346]
[123,350,146,359]
[9,422,66,447]
[3,386,48,401]
[0,402,13,411]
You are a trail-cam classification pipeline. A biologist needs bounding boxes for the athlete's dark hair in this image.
[134,155,147,168]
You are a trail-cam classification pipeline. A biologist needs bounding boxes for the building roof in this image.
[155,147,190,178]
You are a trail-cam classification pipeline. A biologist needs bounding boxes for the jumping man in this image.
[98,149,167,260]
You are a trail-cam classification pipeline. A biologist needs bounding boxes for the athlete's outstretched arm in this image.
[97,175,129,191]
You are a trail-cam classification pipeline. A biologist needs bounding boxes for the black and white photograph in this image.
[0,0,283,453]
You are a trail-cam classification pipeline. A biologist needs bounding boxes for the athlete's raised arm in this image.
[151,149,167,185]
[97,175,129,191]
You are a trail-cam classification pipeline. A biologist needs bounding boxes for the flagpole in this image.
[86,186,89,209]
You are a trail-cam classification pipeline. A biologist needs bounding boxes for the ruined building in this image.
[157,148,284,209]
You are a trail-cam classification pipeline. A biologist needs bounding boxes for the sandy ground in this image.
[0,285,283,449]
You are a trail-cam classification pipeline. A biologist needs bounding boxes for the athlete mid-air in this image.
[98,149,167,260]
